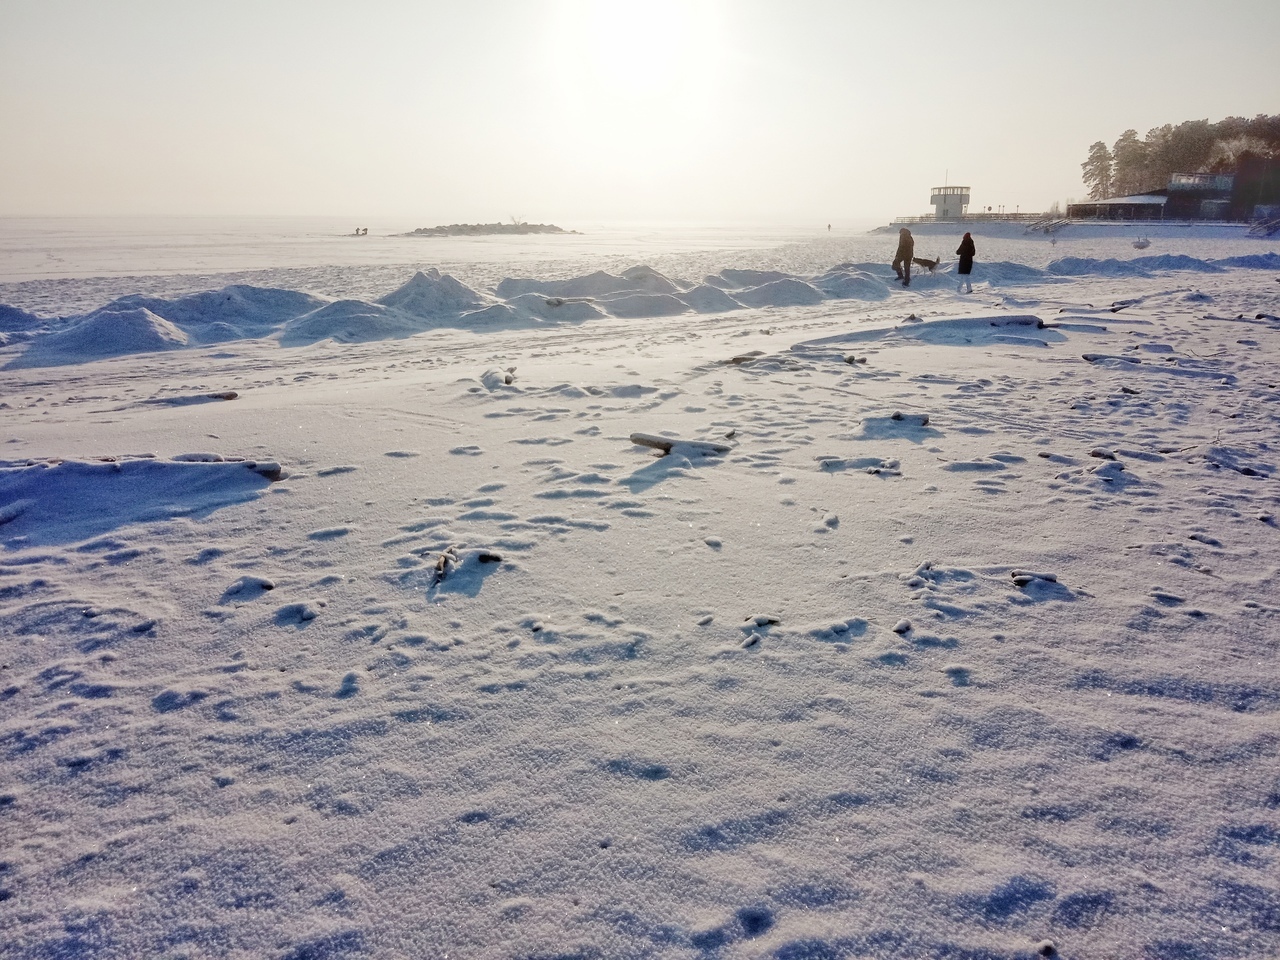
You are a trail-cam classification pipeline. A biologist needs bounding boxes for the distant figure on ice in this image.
[956,231,975,293]
[892,228,914,286]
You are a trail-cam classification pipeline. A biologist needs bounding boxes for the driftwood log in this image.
[630,433,733,456]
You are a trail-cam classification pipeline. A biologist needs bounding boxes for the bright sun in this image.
[548,0,727,111]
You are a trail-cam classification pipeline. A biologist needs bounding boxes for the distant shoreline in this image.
[403,222,579,237]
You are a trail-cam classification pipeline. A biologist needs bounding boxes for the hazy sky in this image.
[2,0,1276,223]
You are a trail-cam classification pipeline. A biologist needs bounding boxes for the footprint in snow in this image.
[307,526,352,541]
[275,600,326,625]
[334,672,360,699]
[1009,570,1078,603]
[813,513,839,533]
[849,412,936,441]
[941,458,1007,472]
[816,455,901,476]
[804,618,869,643]
[152,688,208,713]
[221,575,276,602]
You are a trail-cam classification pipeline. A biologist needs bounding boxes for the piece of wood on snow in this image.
[630,432,732,456]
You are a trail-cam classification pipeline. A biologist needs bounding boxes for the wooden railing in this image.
[889,212,1048,224]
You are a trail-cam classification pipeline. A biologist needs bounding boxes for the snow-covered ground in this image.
[2,220,1279,959]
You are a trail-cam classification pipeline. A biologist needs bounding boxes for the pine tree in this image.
[1166,119,1215,176]
[1112,129,1149,196]
[1081,141,1113,200]
[1143,125,1174,191]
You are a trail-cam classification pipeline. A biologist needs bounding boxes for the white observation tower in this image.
[931,185,970,219]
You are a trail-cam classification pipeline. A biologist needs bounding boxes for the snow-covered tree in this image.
[1207,135,1277,171]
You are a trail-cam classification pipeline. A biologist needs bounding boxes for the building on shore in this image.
[1066,193,1167,221]
[1069,160,1280,221]
[890,186,1043,226]
[931,186,970,219]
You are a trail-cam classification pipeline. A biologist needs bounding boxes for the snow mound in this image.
[1049,257,1149,277]
[8,306,188,368]
[505,294,605,323]
[376,269,489,317]
[677,285,743,313]
[833,261,890,274]
[711,268,791,289]
[279,300,422,346]
[619,264,682,294]
[459,303,524,326]
[1132,254,1223,273]
[153,284,322,328]
[980,261,1052,284]
[734,278,827,308]
[812,269,892,301]
[497,270,648,300]
[1213,252,1280,269]
[598,293,689,318]
[0,304,44,332]
[87,285,326,343]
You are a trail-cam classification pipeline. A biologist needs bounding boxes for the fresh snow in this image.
[1,220,1279,960]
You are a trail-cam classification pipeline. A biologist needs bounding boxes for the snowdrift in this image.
[279,300,427,346]
[9,306,188,367]
[375,268,492,317]
[0,304,43,331]
[0,455,281,547]
[4,251,1279,368]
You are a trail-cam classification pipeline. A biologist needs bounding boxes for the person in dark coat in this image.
[892,228,914,286]
[956,231,975,293]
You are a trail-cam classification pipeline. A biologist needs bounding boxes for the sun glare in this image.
[537,0,731,187]
[548,0,727,113]
[581,2,687,98]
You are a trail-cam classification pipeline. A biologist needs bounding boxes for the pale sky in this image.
[2,0,1276,223]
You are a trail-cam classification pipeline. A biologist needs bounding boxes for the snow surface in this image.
[1,220,1279,959]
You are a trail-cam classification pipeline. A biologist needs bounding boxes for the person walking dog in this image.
[892,228,914,287]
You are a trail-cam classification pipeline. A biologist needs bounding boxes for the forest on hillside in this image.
[1081,115,1280,200]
